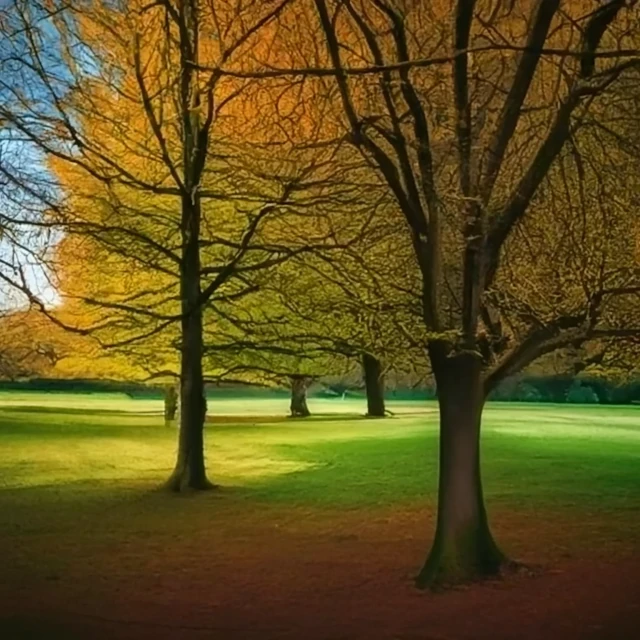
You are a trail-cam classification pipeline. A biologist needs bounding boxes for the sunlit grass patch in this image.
[0,430,320,490]
[213,444,319,481]
[0,391,160,414]
[483,403,640,443]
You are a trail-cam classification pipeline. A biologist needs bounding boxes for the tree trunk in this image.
[290,375,311,417]
[163,383,178,426]
[416,350,507,588]
[165,194,213,492]
[164,2,213,492]
[362,352,385,417]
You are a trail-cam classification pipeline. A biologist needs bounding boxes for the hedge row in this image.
[1,375,638,404]
[382,375,640,404]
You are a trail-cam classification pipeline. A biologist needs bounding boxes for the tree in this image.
[163,383,179,425]
[361,351,385,417]
[1,20,58,369]
[289,375,312,417]
[213,247,425,416]
[0,309,58,380]
[1,0,345,490]
[198,278,351,417]
[237,211,426,416]
[257,0,640,586]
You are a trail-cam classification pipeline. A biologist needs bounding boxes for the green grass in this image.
[0,392,638,515]
[1,392,638,640]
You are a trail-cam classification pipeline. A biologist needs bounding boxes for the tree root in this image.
[416,557,542,591]
[163,473,217,493]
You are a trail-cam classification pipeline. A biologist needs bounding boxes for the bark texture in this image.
[290,376,311,417]
[165,2,213,493]
[165,195,213,492]
[362,352,385,417]
[416,349,506,588]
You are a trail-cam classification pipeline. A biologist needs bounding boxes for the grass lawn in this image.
[0,392,639,639]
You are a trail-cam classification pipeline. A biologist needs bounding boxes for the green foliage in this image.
[4,373,639,404]
[515,383,542,402]
[0,378,158,396]
[490,379,542,402]
[566,382,600,405]
[492,375,640,405]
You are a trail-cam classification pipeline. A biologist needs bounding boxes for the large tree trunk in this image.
[290,375,311,417]
[163,383,178,426]
[416,350,507,588]
[165,194,213,492]
[362,352,385,417]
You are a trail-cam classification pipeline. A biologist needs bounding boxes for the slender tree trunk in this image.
[163,383,178,426]
[416,350,507,588]
[362,352,385,417]
[165,194,213,492]
[290,375,311,417]
[165,1,213,491]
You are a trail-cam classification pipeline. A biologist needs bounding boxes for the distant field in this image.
[0,392,638,500]
[0,393,638,639]
[0,390,430,416]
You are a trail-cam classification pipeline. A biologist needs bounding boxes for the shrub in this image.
[566,382,599,404]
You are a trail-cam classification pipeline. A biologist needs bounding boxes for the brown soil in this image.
[1,502,638,640]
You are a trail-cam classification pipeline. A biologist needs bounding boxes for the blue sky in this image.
[0,0,74,311]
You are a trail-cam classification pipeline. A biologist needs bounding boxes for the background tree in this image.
[203,229,427,417]
[0,309,58,380]
[1,0,353,490]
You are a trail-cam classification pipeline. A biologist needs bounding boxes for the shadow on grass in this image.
[0,407,394,423]
[245,434,437,506]
[1,408,638,517]
[0,616,81,640]
[244,429,640,511]
[0,406,162,416]
[205,413,375,425]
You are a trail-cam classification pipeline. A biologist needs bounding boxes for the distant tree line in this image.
[489,375,640,405]
[2,373,638,406]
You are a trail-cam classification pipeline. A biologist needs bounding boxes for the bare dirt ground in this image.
[1,498,638,640]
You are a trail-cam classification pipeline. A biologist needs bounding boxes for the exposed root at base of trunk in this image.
[365,409,395,418]
[163,473,218,493]
[496,559,544,578]
[414,555,540,591]
[415,532,509,590]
